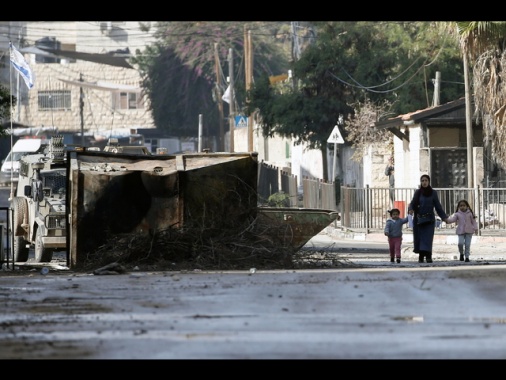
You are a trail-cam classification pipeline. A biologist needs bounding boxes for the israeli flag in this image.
[10,42,34,90]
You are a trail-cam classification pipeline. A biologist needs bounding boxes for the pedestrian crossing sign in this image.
[235,116,248,128]
[327,125,344,144]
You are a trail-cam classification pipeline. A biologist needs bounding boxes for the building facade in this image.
[0,21,157,147]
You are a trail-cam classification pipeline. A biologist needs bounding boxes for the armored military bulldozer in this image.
[10,136,67,263]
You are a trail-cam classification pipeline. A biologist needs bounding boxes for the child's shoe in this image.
[396,258,401,263]
[459,254,464,261]
[390,257,394,263]
[465,257,470,262]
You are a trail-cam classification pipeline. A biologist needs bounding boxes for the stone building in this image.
[0,21,156,149]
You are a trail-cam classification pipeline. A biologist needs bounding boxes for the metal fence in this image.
[257,161,337,210]
[301,177,336,210]
[340,186,506,235]
[257,163,506,235]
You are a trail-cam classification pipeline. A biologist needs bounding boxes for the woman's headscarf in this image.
[413,174,433,210]
[419,174,433,197]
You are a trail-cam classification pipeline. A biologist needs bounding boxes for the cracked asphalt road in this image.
[1,254,506,359]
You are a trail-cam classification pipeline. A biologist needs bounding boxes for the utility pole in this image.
[79,73,85,146]
[214,43,224,152]
[198,114,203,152]
[290,21,300,91]
[244,26,254,152]
[228,48,234,152]
[432,71,441,107]
[464,54,473,188]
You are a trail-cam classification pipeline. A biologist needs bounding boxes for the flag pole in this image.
[8,41,35,200]
[8,42,14,201]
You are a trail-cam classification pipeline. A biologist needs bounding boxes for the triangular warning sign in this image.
[327,125,344,144]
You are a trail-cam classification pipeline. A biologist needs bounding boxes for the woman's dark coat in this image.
[408,190,448,253]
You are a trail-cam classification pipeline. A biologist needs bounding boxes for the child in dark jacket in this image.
[384,208,409,263]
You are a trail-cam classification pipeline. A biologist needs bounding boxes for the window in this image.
[113,92,144,110]
[38,90,71,111]
[60,43,77,63]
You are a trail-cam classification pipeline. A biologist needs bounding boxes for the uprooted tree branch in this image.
[82,212,352,272]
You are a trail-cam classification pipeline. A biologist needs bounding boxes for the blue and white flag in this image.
[10,42,34,90]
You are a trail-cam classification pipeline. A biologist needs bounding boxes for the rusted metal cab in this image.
[66,149,340,269]
[67,150,259,268]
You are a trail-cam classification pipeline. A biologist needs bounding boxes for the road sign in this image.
[327,125,344,144]
[235,116,248,128]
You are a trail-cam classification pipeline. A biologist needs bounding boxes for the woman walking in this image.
[408,174,449,263]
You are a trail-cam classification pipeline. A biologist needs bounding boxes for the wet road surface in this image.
[1,263,506,359]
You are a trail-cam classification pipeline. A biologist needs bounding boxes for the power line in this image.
[326,57,429,94]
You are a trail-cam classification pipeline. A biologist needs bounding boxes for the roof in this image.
[375,98,467,130]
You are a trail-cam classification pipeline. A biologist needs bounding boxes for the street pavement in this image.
[1,245,506,359]
[1,224,506,359]
[317,225,506,268]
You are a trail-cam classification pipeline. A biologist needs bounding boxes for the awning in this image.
[20,46,134,69]
[76,127,142,142]
[20,46,56,57]
[59,79,141,92]
[6,127,58,136]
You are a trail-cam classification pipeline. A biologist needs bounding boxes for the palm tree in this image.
[447,22,506,186]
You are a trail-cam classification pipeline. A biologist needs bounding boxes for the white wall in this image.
[246,123,365,189]
[395,124,422,189]
[231,125,291,167]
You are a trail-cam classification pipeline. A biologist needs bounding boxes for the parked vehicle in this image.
[0,139,44,187]
[10,136,67,263]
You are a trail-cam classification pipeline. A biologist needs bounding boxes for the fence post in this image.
[476,184,481,235]
[334,177,341,211]
[343,185,350,228]
[365,184,370,233]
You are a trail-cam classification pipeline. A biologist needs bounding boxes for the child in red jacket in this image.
[384,208,409,263]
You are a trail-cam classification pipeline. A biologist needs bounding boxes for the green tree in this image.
[247,21,463,181]
[134,45,217,136]
[319,21,463,115]
[132,22,291,139]
[0,84,13,137]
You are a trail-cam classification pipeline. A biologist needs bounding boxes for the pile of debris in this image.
[81,217,350,272]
